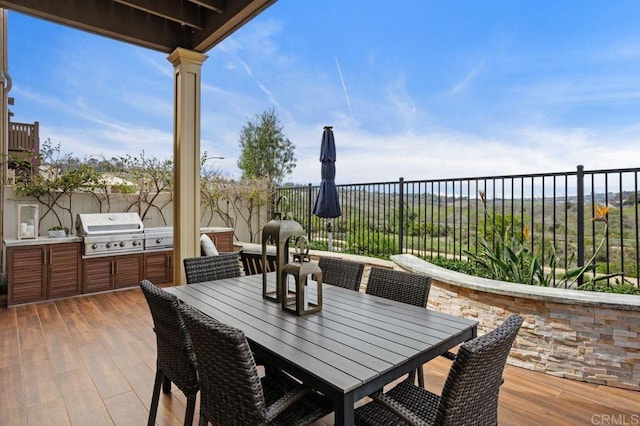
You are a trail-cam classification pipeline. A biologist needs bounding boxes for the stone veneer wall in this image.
[235,245,639,390]
[392,254,640,391]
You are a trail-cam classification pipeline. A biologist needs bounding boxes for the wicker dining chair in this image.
[183,252,241,284]
[318,257,365,291]
[240,250,278,276]
[139,280,199,426]
[355,314,523,426]
[178,303,332,426]
[365,267,431,307]
[365,267,433,387]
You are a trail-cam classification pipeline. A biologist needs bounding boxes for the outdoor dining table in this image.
[164,272,478,426]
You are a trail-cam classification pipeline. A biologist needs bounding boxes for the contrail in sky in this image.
[335,56,353,117]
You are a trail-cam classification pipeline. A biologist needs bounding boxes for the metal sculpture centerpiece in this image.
[261,196,305,302]
[282,236,323,316]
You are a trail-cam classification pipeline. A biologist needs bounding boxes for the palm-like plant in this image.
[466,194,617,288]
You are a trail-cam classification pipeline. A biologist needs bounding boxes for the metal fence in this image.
[277,165,640,288]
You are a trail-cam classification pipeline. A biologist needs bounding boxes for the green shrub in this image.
[465,194,614,288]
[478,213,524,243]
[309,240,328,251]
[426,256,494,279]
[344,231,396,259]
[578,281,640,295]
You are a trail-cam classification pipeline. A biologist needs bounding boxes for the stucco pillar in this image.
[168,48,207,285]
[0,9,10,274]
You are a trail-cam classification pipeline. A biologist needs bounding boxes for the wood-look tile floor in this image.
[1,287,638,425]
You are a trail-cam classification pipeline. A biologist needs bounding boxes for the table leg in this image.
[334,393,355,426]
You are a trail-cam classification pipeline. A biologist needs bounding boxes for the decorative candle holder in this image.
[18,204,39,240]
[281,236,323,316]
[261,196,305,302]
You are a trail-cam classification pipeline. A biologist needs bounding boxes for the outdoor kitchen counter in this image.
[6,238,83,306]
[3,227,233,247]
[200,226,234,233]
[4,236,83,247]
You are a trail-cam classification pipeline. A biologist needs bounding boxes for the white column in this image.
[167,48,208,285]
[0,9,11,274]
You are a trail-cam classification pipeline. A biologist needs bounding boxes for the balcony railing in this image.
[8,121,39,153]
[277,165,640,288]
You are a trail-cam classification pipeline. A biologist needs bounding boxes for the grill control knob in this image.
[156,238,162,244]
[119,242,125,247]
[106,242,112,248]
[133,241,139,246]
[91,244,97,249]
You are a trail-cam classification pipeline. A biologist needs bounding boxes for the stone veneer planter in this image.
[392,254,640,391]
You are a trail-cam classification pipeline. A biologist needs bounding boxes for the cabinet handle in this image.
[49,250,53,265]
[43,249,47,265]
[111,261,115,275]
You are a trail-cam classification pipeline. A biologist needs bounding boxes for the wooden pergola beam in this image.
[192,0,275,52]
[0,0,276,53]
[0,0,185,53]
[114,0,205,30]
[190,0,224,14]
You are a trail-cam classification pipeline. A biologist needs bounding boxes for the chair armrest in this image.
[371,391,429,426]
[263,383,311,421]
[440,350,457,360]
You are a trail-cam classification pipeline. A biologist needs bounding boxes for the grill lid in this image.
[76,213,144,236]
[143,226,173,239]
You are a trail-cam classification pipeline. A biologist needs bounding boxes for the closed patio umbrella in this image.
[313,126,342,251]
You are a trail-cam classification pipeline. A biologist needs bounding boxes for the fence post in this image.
[307,183,312,240]
[398,177,404,254]
[576,165,585,287]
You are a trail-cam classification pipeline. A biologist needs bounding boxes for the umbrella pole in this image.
[327,219,333,252]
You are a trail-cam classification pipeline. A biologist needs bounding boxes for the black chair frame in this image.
[139,280,199,426]
[183,252,241,284]
[318,256,365,291]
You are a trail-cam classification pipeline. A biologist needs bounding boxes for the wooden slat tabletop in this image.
[165,272,477,425]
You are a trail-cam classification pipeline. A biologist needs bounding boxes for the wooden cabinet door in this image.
[8,246,46,305]
[208,230,234,253]
[48,243,82,299]
[114,253,144,289]
[144,251,172,285]
[83,257,114,293]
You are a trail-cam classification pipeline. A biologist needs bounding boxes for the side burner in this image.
[143,227,173,250]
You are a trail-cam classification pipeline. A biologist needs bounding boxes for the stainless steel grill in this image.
[143,227,173,251]
[76,213,145,257]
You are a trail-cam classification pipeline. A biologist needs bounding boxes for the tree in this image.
[118,152,173,223]
[13,139,102,233]
[237,108,296,184]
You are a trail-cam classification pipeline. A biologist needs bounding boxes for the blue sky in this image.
[7,1,640,184]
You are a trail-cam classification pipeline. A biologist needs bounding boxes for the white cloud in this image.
[285,124,640,185]
[517,77,640,106]
[449,60,486,95]
[385,76,418,128]
[41,122,173,161]
[11,9,640,191]
[137,51,174,79]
